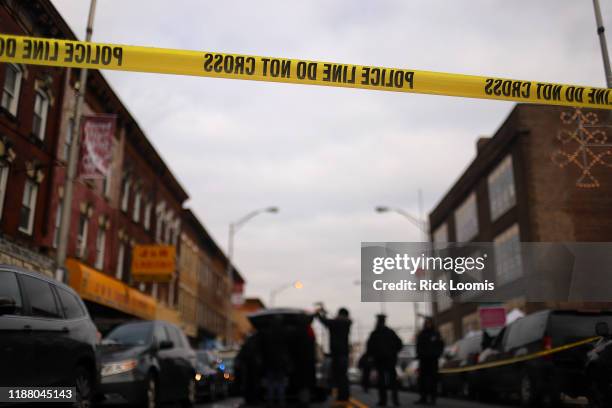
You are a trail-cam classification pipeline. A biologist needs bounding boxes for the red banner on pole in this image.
[79,115,116,179]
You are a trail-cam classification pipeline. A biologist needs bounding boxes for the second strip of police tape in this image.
[438,336,600,375]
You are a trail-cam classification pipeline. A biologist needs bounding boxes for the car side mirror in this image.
[596,322,610,337]
[0,297,17,315]
[159,340,174,350]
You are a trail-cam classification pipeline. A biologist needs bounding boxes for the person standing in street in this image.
[366,314,403,407]
[415,317,444,406]
[315,305,352,403]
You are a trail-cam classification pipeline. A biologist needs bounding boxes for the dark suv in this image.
[0,266,100,407]
[98,320,196,408]
[477,310,612,406]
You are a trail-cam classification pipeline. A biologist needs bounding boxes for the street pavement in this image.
[193,386,511,408]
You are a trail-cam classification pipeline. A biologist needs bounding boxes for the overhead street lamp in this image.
[225,206,278,344]
[269,280,303,307]
[374,206,428,240]
[375,193,430,335]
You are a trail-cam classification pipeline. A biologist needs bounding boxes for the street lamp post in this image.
[375,196,430,335]
[592,0,612,88]
[225,206,278,344]
[269,280,303,307]
[56,0,97,283]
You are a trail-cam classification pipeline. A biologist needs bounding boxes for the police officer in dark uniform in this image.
[315,305,352,402]
[366,314,403,407]
[415,317,444,406]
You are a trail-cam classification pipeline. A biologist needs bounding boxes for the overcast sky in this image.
[50,0,611,343]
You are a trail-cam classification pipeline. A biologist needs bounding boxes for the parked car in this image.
[439,332,483,398]
[219,354,238,395]
[235,308,330,404]
[0,266,100,408]
[585,321,612,407]
[195,349,226,400]
[476,310,612,406]
[98,320,196,408]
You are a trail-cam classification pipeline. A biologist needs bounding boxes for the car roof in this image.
[0,264,80,297]
[248,307,306,318]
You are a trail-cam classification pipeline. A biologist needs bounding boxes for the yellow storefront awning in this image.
[67,258,156,320]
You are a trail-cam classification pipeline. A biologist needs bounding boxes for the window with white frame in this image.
[53,200,62,248]
[63,119,73,161]
[132,190,142,222]
[1,64,23,115]
[120,177,131,212]
[155,201,166,242]
[494,224,522,285]
[143,202,152,231]
[76,213,89,259]
[116,241,125,280]
[488,155,516,221]
[435,273,452,312]
[164,211,174,244]
[171,219,180,245]
[19,180,38,234]
[95,228,106,270]
[103,172,112,198]
[432,223,448,244]
[32,90,49,140]
[454,193,479,242]
[0,163,9,221]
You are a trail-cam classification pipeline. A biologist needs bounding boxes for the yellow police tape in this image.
[439,336,600,374]
[0,34,611,109]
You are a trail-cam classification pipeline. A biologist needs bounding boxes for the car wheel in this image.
[181,378,196,407]
[73,366,93,408]
[145,373,158,408]
[520,373,539,407]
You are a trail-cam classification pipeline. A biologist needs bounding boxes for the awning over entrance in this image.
[66,258,156,320]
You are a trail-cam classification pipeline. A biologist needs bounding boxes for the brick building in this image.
[1,0,240,339]
[0,0,72,276]
[428,104,612,344]
[180,209,244,343]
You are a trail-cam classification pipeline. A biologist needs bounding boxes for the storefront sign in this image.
[131,245,176,283]
[67,258,156,320]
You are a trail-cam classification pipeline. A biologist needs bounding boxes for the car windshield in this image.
[104,322,153,346]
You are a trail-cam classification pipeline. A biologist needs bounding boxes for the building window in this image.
[488,155,516,221]
[32,90,49,140]
[432,223,448,244]
[164,211,174,244]
[0,164,9,220]
[155,201,166,242]
[143,202,152,231]
[494,224,522,285]
[95,228,106,270]
[435,273,452,312]
[63,119,73,161]
[133,190,141,222]
[103,172,111,197]
[120,177,131,212]
[454,192,478,242]
[76,213,89,259]
[53,200,62,248]
[19,180,38,234]
[116,241,125,280]
[1,64,22,115]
